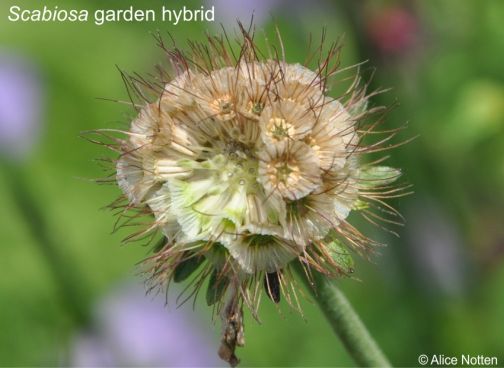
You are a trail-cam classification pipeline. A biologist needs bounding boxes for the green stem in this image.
[296,265,391,367]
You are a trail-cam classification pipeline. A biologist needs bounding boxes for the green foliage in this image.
[173,252,205,283]
[327,239,355,274]
[206,270,229,306]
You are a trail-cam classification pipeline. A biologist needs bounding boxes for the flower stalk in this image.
[296,264,391,367]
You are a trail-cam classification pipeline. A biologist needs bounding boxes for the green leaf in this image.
[173,252,205,283]
[358,166,401,188]
[204,242,228,269]
[327,239,354,274]
[206,270,229,306]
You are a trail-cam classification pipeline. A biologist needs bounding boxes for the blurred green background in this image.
[1,0,503,366]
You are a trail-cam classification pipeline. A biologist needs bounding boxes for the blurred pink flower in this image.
[366,7,419,55]
[70,284,221,366]
[0,53,42,160]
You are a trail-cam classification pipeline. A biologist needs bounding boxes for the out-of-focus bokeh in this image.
[1,0,503,366]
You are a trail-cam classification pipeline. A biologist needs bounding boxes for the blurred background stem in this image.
[3,162,90,327]
[296,265,391,367]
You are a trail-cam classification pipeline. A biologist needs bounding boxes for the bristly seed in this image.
[264,272,281,303]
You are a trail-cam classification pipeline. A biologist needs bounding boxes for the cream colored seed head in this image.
[97,29,407,367]
[117,61,362,274]
[109,38,403,328]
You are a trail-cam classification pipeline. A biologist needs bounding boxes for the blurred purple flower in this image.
[405,198,469,297]
[70,284,221,366]
[0,53,42,160]
[71,334,116,367]
[210,0,284,26]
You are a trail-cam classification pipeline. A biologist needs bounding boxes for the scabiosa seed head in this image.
[90,24,409,366]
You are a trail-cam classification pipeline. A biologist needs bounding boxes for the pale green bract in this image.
[358,166,402,188]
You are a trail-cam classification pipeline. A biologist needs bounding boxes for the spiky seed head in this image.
[92,24,408,366]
